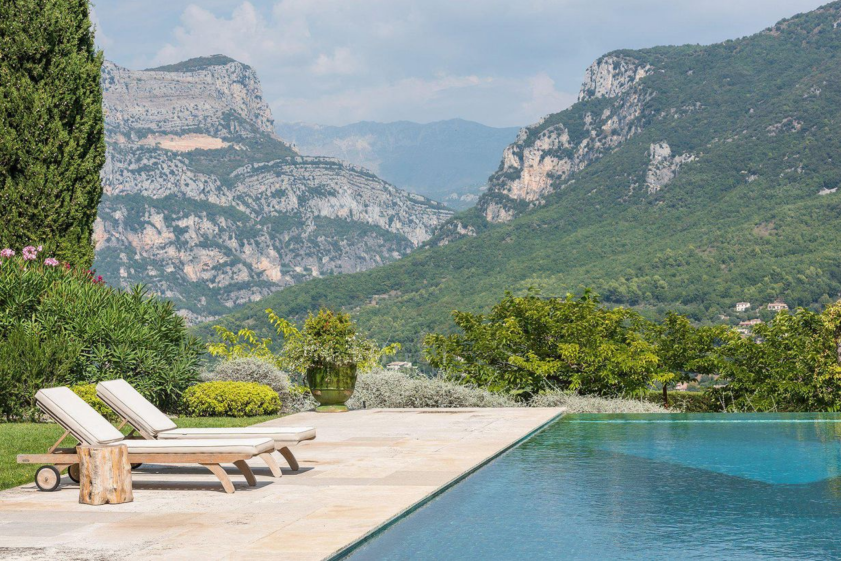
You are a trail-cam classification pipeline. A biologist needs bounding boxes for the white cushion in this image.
[118,438,275,455]
[36,387,124,445]
[157,426,317,446]
[96,379,177,436]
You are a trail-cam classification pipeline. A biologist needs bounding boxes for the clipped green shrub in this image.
[182,381,281,417]
[0,251,203,413]
[71,384,120,423]
[201,358,316,413]
[346,368,519,409]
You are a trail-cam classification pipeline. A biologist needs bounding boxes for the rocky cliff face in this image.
[95,56,452,323]
[475,55,654,223]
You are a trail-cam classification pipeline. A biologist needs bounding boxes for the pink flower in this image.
[22,246,38,261]
[44,258,59,267]
[0,249,15,258]
[37,245,43,252]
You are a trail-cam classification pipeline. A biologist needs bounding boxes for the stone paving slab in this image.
[0,407,562,560]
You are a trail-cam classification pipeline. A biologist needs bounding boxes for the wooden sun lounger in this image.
[17,388,276,494]
[96,379,316,477]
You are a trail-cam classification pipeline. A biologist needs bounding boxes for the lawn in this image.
[0,415,280,492]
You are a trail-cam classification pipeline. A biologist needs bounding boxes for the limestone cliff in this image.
[95,57,452,323]
[470,55,654,224]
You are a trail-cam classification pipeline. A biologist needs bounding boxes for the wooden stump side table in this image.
[77,444,134,506]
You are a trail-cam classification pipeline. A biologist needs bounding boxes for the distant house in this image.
[737,319,763,335]
[767,301,789,312]
[735,302,751,312]
[387,361,413,370]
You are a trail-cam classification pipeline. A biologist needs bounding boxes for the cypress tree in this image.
[0,0,105,267]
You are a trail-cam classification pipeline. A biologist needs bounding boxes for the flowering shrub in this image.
[0,246,203,417]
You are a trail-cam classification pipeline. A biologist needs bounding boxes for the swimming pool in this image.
[342,413,841,560]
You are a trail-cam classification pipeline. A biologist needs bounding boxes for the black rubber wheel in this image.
[67,463,80,484]
[130,463,143,470]
[35,465,61,492]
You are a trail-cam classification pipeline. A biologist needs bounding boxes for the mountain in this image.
[276,120,520,210]
[204,3,841,361]
[94,56,452,324]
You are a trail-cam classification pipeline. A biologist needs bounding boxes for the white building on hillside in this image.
[767,301,789,312]
[735,302,751,312]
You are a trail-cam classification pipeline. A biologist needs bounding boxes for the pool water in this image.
[344,413,841,560]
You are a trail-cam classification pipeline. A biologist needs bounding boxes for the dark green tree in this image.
[0,0,105,267]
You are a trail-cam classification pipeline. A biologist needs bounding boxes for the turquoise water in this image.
[344,413,841,560]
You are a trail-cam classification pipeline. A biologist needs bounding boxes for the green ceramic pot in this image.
[306,363,358,412]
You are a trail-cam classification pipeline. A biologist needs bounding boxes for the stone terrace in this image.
[0,408,562,560]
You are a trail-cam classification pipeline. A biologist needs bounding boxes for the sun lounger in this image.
[17,387,276,494]
[96,379,315,477]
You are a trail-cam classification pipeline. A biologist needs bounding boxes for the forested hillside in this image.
[203,3,841,360]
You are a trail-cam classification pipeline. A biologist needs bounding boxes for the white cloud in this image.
[521,73,577,121]
[153,2,309,67]
[311,47,364,76]
[89,7,113,49]
[112,0,829,127]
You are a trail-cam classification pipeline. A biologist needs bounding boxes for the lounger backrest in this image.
[96,379,176,437]
[35,387,125,445]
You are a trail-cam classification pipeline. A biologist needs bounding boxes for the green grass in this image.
[0,415,281,492]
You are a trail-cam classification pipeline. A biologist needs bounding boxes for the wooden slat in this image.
[19,452,251,464]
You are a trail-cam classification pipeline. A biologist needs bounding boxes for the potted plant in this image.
[269,308,397,412]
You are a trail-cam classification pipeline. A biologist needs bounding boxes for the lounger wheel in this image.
[35,465,61,492]
[67,463,80,483]
[131,463,143,469]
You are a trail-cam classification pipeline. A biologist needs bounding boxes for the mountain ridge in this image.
[95,57,452,324]
[276,119,519,210]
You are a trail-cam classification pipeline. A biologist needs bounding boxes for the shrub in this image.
[0,251,203,413]
[202,358,316,413]
[0,327,81,421]
[182,381,281,417]
[346,368,519,409]
[529,391,668,413]
[71,384,120,423]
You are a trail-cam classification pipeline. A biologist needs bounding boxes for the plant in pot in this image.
[268,308,398,412]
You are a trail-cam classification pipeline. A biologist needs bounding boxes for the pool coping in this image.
[325,408,567,560]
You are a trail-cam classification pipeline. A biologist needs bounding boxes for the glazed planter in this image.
[306,363,358,412]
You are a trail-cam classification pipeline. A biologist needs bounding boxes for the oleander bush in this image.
[182,381,281,417]
[71,384,120,422]
[346,368,519,409]
[528,391,667,413]
[201,358,316,413]
[0,248,203,417]
[0,326,81,421]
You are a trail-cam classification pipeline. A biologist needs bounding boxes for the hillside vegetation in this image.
[204,3,841,362]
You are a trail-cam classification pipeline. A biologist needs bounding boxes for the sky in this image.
[93,0,830,128]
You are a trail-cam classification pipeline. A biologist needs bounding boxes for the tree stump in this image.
[77,444,133,506]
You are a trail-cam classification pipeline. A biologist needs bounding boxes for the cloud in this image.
[311,48,364,76]
[89,7,113,49]
[152,2,309,67]
[102,0,831,127]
